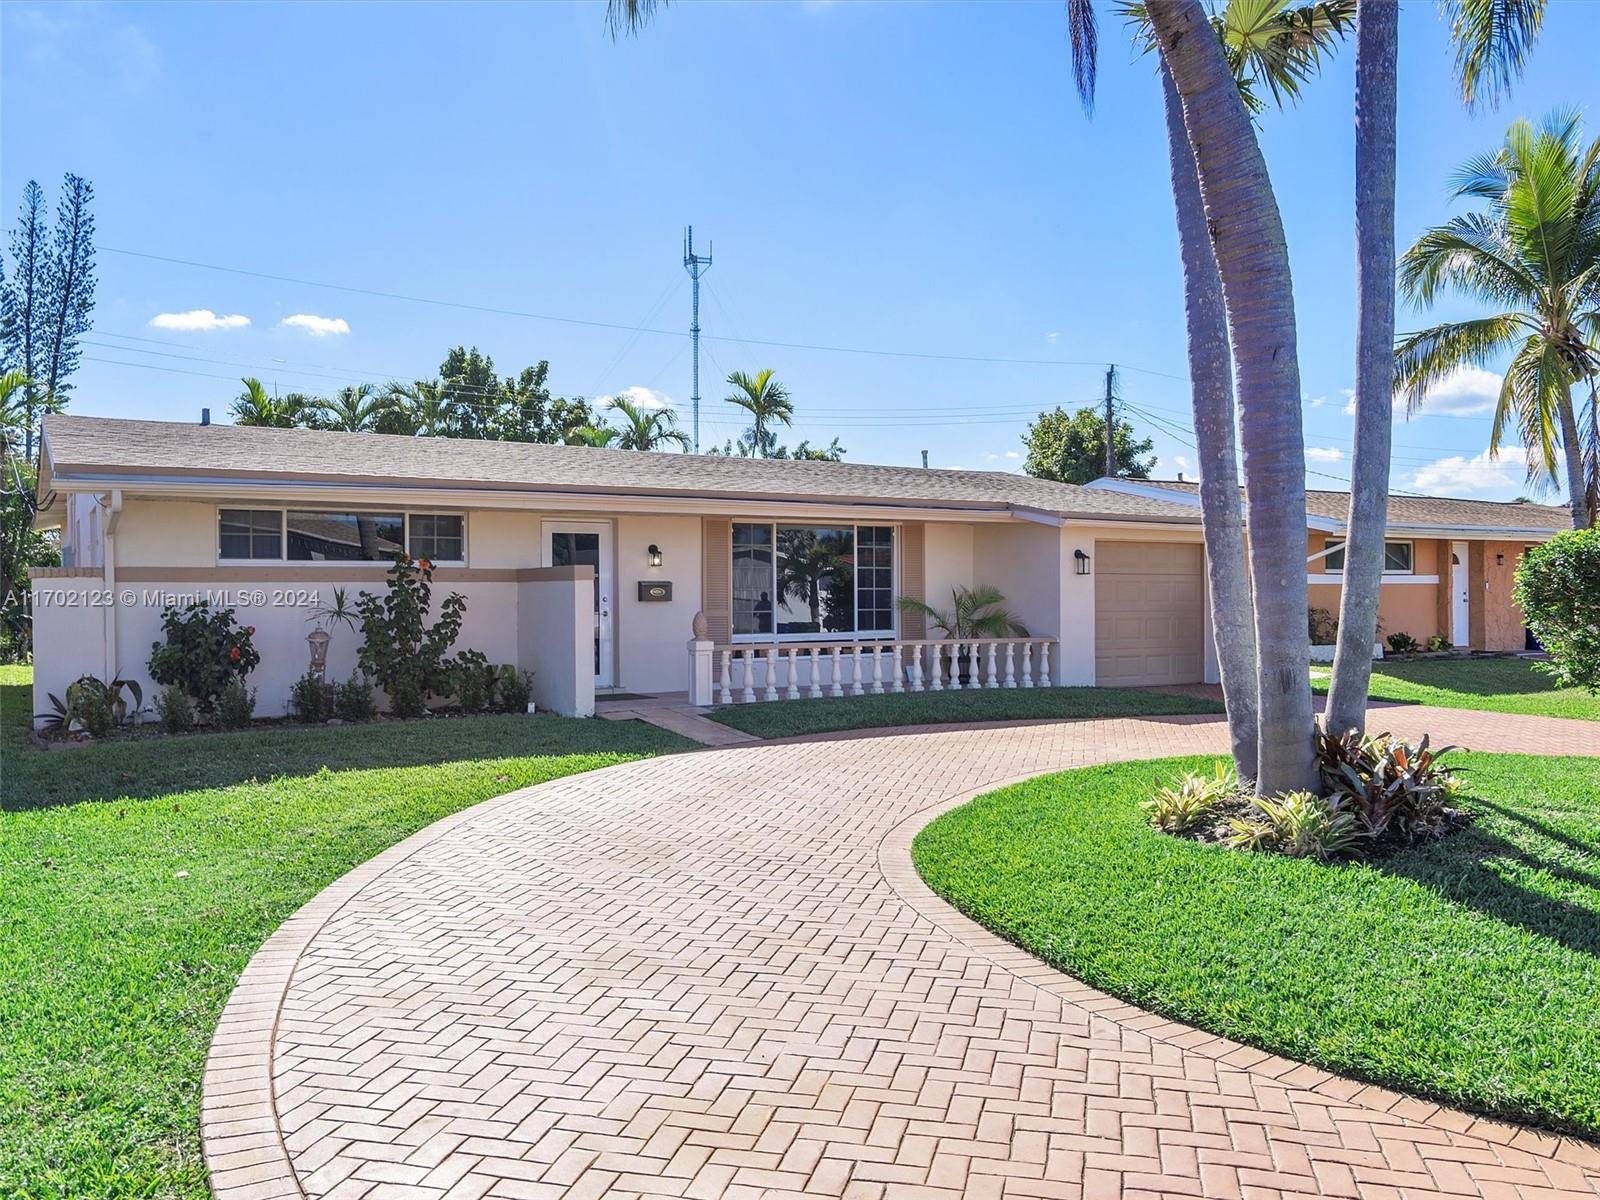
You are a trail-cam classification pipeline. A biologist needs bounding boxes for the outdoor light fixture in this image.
[1074,548,1091,575]
[1496,553,1505,566]
[647,544,663,568]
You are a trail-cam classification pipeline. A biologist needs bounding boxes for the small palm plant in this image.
[603,395,691,451]
[897,585,1028,684]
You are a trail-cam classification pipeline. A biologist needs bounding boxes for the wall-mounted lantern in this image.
[647,544,663,568]
[1074,548,1091,576]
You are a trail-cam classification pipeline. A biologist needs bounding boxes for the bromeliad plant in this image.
[355,554,467,718]
[1141,763,1237,833]
[1226,791,1363,861]
[1315,725,1461,844]
[34,674,144,737]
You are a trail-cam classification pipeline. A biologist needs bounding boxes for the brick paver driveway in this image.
[203,708,1600,1200]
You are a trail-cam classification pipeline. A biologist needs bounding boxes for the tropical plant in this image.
[1142,763,1238,833]
[154,683,194,734]
[494,664,534,713]
[1397,112,1597,530]
[602,394,691,451]
[567,424,619,448]
[313,383,391,433]
[33,674,140,737]
[724,369,793,458]
[147,602,260,716]
[1315,726,1459,842]
[1386,632,1421,654]
[354,554,468,717]
[449,648,497,713]
[216,679,256,730]
[289,670,331,723]
[1425,634,1453,652]
[897,585,1028,640]
[1227,790,1363,859]
[1515,527,1600,690]
[1021,404,1155,484]
[229,377,306,428]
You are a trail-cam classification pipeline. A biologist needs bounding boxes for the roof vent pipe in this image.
[201,408,210,426]
[1177,471,1184,482]
[921,449,929,469]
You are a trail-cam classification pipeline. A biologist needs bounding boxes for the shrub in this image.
[1308,607,1338,644]
[1425,634,1453,652]
[34,675,141,736]
[217,680,256,730]
[289,671,330,723]
[1141,763,1236,833]
[1227,791,1362,860]
[449,649,496,714]
[495,665,534,714]
[1386,632,1420,655]
[334,673,376,722]
[1316,725,1458,843]
[355,555,466,715]
[1515,528,1600,691]
[148,602,260,715]
[154,683,195,733]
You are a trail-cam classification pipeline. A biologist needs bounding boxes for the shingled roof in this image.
[1114,478,1572,534]
[39,414,1202,522]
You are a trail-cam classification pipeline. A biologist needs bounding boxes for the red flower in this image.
[418,558,433,573]
[229,646,242,662]
[246,626,256,636]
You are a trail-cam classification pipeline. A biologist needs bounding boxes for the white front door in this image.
[544,521,614,688]
[1450,541,1469,646]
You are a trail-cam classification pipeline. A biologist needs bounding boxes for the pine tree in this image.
[1,181,48,460]
[42,174,96,417]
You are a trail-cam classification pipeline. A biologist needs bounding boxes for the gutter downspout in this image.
[103,490,122,683]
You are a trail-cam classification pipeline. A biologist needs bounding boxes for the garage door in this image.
[1094,541,1205,686]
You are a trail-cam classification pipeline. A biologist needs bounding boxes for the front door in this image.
[545,522,613,689]
[1450,541,1469,647]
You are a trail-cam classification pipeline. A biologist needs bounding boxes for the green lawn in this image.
[1311,656,1600,720]
[0,664,693,1200]
[914,752,1600,1137]
[709,685,1223,739]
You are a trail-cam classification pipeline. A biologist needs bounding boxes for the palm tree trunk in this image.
[1327,0,1399,736]
[1151,0,1318,795]
[1159,62,1259,782]
[1558,383,1587,529]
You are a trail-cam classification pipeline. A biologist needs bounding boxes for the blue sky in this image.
[4,0,1598,501]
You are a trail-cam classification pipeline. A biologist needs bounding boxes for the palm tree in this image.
[1145,0,1317,794]
[1395,112,1598,530]
[228,377,305,428]
[1104,0,1351,781]
[604,394,691,451]
[313,383,390,433]
[1327,0,1546,737]
[379,380,455,437]
[0,370,31,463]
[566,424,620,448]
[724,369,793,458]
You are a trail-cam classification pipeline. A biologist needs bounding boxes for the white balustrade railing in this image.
[688,637,1056,706]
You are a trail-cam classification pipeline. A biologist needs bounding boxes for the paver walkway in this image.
[202,707,1600,1200]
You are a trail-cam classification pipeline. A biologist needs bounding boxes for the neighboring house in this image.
[28,415,1567,722]
[1087,478,1569,653]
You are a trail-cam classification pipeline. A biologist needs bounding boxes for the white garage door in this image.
[1094,541,1205,686]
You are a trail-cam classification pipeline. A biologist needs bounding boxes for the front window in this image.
[1322,538,1413,574]
[409,514,464,562]
[219,509,282,560]
[287,511,404,561]
[732,522,895,640]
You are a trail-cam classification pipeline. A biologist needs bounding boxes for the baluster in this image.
[1020,641,1034,689]
[928,643,943,691]
[828,649,845,698]
[763,647,779,702]
[1003,641,1017,688]
[1038,640,1052,687]
[985,642,999,689]
[741,650,756,703]
[719,650,732,705]
[784,647,799,700]
[889,644,904,694]
[848,646,863,696]
[910,645,925,692]
[870,644,885,694]
[951,641,966,690]
[807,649,823,699]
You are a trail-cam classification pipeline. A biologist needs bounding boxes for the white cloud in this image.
[1045,331,1061,345]
[1408,445,1532,497]
[280,313,350,337]
[1410,365,1502,417]
[1306,446,1345,463]
[149,309,250,332]
[1340,388,1357,416]
[1304,395,1326,408]
[1003,450,1020,460]
[601,385,672,411]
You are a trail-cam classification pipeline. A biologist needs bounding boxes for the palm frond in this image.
[1398,213,1540,306]
[1495,332,1570,484]
[1393,313,1527,415]
[604,0,664,39]
[1066,0,1099,115]
[1442,0,1545,111]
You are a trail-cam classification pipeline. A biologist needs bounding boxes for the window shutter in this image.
[702,516,732,643]
[900,522,926,638]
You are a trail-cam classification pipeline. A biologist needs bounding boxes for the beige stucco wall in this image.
[922,522,974,613]
[615,514,703,693]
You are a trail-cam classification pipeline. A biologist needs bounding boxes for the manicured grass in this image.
[708,685,1223,739]
[1311,655,1600,720]
[0,664,692,1200]
[914,752,1600,1137]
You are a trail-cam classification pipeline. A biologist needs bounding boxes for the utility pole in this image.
[683,226,713,453]
[1103,363,1118,478]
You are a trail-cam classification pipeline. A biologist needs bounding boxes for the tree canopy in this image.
[1021,406,1156,484]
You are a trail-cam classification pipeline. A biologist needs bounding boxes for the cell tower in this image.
[683,226,713,453]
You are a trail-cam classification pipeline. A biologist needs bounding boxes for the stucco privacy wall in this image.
[615,515,701,693]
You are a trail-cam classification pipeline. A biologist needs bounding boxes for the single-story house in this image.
[29,414,1570,721]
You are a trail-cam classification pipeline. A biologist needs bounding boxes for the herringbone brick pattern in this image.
[202,707,1600,1199]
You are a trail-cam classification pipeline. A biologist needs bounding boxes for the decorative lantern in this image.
[307,627,332,678]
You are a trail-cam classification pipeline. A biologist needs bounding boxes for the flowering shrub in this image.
[148,602,260,716]
[355,554,467,718]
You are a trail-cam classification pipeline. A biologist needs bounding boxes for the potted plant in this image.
[897,585,1028,685]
